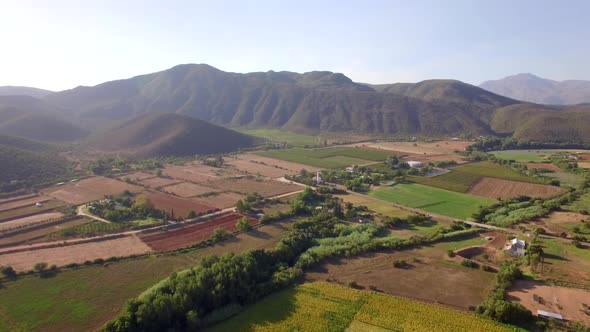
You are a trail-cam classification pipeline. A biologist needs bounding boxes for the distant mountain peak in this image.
[480,73,590,105]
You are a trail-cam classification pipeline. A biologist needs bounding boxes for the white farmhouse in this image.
[406,161,424,168]
[505,238,527,256]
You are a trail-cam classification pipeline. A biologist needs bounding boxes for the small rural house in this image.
[406,161,423,168]
[314,171,323,185]
[505,238,527,256]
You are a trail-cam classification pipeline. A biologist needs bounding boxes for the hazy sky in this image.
[1,0,589,91]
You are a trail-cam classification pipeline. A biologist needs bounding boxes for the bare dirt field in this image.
[305,245,494,310]
[0,193,38,204]
[0,218,92,247]
[161,182,217,198]
[526,163,562,172]
[120,172,154,181]
[46,177,143,205]
[227,154,321,176]
[0,234,152,272]
[191,192,245,209]
[355,140,471,155]
[137,177,182,188]
[204,177,301,197]
[139,214,258,251]
[142,190,216,217]
[508,280,590,325]
[527,212,588,236]
[578,162,590,169]
[468,177,567,200]
[0,212,64,232]
[0,200,66,221]
[577,153,590,160]
[0,195,52,212]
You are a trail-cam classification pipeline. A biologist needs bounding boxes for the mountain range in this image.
[480,73,590,105]
[0,86,54,98]
[1,65,590,158]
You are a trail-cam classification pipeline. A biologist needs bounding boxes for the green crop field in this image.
[208,282,519,332]
[542,172,583,187]
[239,128,320,148]
[490,149,587,163]
[369,184,496,219]
[256,147,392,168]
[452,161,538,183]
[0,221,294,332]
[565,192,590,213]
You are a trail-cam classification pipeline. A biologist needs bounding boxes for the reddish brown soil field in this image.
[227,154,321,176]
[142,190,216,217]
[192,192,245,209]
[120,172,154,181]
[0,200,66,221]
[46,177,143,205]
[162,164,240,183]
[138,177,182,188]
[0,234,152,272]
[204,177,301,197]
[468,177,566,199]
[161,182,217,197]
[0,212,64,232]
[508,280,590,325]
[526,163,561,172]
[0,193,38,204]
[139,214,258,251]
[305,246,494,309]
[577,153,590,160]
[0,195,51,212]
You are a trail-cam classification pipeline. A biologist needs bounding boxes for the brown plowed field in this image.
[138,177,182,188]
[161,182,217,197]
[0,217,92,247]
[228,154,320,176]
[140,214,258,251]
[121,172,154,181]
[0,195,50,212]
[162,164,240,183]
[46,177,143,205]
[0,212,64,232]
[508,281,590,325]
[526,163,561,172]
[142,190,216,217]
[205,177,301,197]
[578,162,590,169]
[192,192,245,209]
[0,235,152,272]
[468,177,566,200]
[354,140,472,155]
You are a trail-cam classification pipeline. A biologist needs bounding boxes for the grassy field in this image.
[490,149,584,163]
[239,128,319,148]
[208,282,519,332]
[565,192,590,213]
[256,147,391,169]
[335,193,413,218]
[543,172,583,187]
[369,184,496,219]
[0,221,294,332]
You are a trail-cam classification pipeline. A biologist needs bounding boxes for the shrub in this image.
[460,259,479,269]
[447,249,456,257]
[393,259,407,268]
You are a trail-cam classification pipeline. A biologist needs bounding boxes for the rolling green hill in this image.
[0,134,72,191]
[88,112,259,158]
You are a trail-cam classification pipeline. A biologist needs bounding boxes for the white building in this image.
[315,171,323,184]
[406,161,424,168]
[505,238,527,256]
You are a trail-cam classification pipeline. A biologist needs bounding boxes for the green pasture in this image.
[256,147,391,168]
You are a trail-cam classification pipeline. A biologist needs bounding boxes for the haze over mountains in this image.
[480,73,590,105]
[1,64,590,158]
[0,86,54,99]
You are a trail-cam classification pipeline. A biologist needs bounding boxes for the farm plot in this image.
[0,220,294,332]
[0,195,52,212]
[452,161,539,183]
[526,163,561,172]
[230,154,321,175]
[527,212,588,237]
[142,190,216,218]
[355,140,471,155]
[467,178,566,200]
[509,280,590,325]
[120,172,154,181]
[238,128,319,147]
[256,147,391,169]
[0,212,64,232]
[0,235,152,272]
[209,282,515,332]
[542,172,583,187]
[204,177,301,197]
[578,161,590,169]
[161,182,217,198]
[139,214,257,251]
[369,184,496,219]
[305,242,495,310]
[46,177,143,205]
[136,176,182,188]
[335,193,412,217]
[0,217,91,247]
[162,163,239,183]
[536,238,590,287]
[564,192,590,213]
[491,149,590,163]
[191,192,245,209]
[0,199,65,221]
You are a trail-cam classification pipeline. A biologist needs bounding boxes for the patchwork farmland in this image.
[256,147,392,168]
[467,177,566,199]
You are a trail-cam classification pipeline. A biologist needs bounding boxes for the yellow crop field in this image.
[208,282,522,332]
